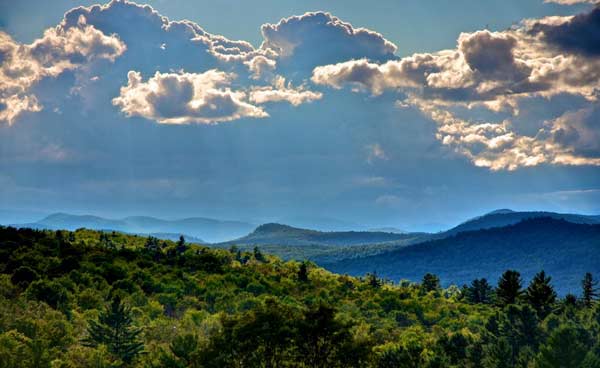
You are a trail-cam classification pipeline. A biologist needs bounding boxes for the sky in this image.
[0,0,599,231]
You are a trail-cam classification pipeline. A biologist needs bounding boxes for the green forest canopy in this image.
[0,226,599,367]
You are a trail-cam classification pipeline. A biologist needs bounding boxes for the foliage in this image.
[0,226,599,367]
[83,296,144,364]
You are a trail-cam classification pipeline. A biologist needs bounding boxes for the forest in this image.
[1,226,599,367]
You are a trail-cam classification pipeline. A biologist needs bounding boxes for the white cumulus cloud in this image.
[112,70,268,124]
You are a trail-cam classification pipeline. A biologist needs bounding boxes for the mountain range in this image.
[12,213,255,243]
[7,209,600,293]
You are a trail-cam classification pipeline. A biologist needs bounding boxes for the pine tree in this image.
[298,262,309,282]
[535,324,590,368]
[253,246,265,262]
[497,270,522,306]
[421,273,441,293]
[467,278,494,304]
[176,235,187,255]
[525,271,556,319]
[367,271,382,288]
[582,272,598,308]
[83,296,144,364]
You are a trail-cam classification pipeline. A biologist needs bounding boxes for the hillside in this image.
[12,213,255,243]
[1,226,600,367]
[223,223,422,246]
[325,217,600,295]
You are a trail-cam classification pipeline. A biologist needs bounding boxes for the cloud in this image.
[260,11,397,73]
[244,55,276,79]
[530,7,600,56]
[112,70,267,124]
[544,0,599,4]
[313,7,600,170]
[249,76,322,106]
[548,105,600,159]
[414,99,600,170]
[366,143,389,164]
[0,17,125,124]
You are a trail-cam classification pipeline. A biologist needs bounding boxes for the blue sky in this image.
[0,0,599,231]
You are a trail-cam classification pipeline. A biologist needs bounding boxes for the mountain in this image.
[324,217,600,295]
[221,223,425,247]
[11,213,255,243]
[445,209,600,235]
[368,227,406,234]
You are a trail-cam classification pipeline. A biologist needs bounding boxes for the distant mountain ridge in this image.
[324,217,600,295]
[220,222,423,247]
[444,209,600,235]
[11,213,255,243]
[9,209,600,266]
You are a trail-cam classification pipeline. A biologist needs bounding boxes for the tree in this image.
[467,278,494,304]
[535,324,591,368]
[176,235,187,255]
[582,273,598,308]
[253,246,266,262]
[526,271,556,319]
[367,271,382,288]
[298,262,309,282]
[421,273,441,293]
[26,279,70,311]
[83,296,144,364]
[497,270,522,306]
[11,266,40,289]
[483,305,540,367]
[144,236,160,253]
[297,304,363,368]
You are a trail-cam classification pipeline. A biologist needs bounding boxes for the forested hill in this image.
[325,217,600,295]
[221,222,423,246]
[1,226,600,366]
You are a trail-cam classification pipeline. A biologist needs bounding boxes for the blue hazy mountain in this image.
[324,217,600,295]
[445,209,600,235]
[11,213,255,243]
[220,223,425,247]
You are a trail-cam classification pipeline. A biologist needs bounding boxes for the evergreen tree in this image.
[526,271,557,319]
[421,273,441,293]
[563,294,578,308]
[83,296,144,364]
[497,270,522,306]
[176,235,187,255]
[367,271,382,288]
[253,246,266,262]
[298,262,309,282]
[467,278,494,304]
[582,273,598,308]
[534,324,591,368]
[144,236,159,253]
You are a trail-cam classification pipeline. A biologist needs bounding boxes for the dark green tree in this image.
[11,266,40,289]
[176,235,187,255]
[467,278,494,304]
[582,273,598,308]
[297,304,363,368]
[497,270,523,306]
[563,294,578,308]
[253,246,266,262]
[367,271,382,288]
[298,261,309,282]
[526,271,557,319]
[83,296,144,364]
[158,334,200,368]
[535,324,591,368]
[421,273,441,293]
